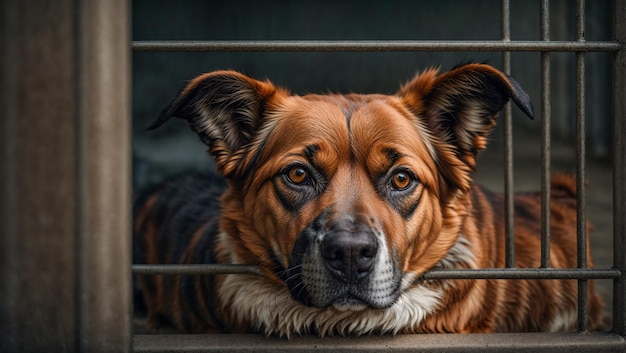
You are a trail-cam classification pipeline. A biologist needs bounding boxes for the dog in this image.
[133,63,604,336]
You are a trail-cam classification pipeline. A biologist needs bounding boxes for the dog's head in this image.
[151,64,533,314]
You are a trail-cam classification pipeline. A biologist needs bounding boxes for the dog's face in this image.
[151,64,533,314]
[256,93,445,310]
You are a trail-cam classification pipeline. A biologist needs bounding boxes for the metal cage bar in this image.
[540,0,552,269]
[132,264,620,280]
[501,0,515,269]
[613,0,626,337]
[131,40,620,52]
[575,0,589,333]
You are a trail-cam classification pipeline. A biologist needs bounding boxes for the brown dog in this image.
[134,63,603,336]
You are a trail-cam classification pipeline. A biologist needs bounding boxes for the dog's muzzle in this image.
[286,213,402,311]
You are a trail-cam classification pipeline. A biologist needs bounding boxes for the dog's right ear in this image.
[148,71,282,178]
[398,63,533,193]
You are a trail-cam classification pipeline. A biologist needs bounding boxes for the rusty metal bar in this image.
[501,0,515,268]
[575,0,588,333]
[131,40,620,52]
[131,264,620,280]
[540,0,552,269]
[613,0,626,337]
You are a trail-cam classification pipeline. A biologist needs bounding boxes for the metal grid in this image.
[128,0,626,351]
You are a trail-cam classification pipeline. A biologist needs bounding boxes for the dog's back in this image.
[134,173,226,331]
[465,174,604,332]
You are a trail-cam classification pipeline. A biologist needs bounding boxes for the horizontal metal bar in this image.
[134,332,626,353]
[132,40,621,52]
[132,264,621,280]
[132,264,262,275]
[422,268,621,280]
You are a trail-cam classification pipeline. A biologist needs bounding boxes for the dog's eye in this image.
[389,171,412,190]
[286,166,309,185]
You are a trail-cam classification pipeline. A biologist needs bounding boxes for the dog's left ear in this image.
[148,71,282,178]
[398,63,534,191]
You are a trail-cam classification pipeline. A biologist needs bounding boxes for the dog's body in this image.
[134,64,603,336]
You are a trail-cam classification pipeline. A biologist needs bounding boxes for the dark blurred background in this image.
[132,0,613,191]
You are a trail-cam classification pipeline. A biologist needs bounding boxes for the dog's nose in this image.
[321,227,378,283]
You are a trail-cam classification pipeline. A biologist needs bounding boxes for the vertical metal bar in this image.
[540,0,552,269]
[501,0,515,268]
[77,0,132,352]
[612,0,626,337]
[575,0,588,333]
